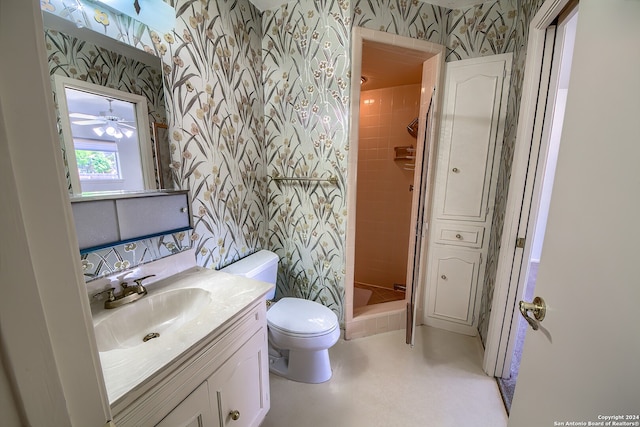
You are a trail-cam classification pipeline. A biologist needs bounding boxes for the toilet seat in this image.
[267,297,338,337]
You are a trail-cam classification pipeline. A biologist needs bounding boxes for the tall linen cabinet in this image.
[423,53,512,336]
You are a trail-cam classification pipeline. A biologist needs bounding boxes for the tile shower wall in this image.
[355,84,420,290]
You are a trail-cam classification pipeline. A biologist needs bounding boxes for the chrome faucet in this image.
[94,275,156,309]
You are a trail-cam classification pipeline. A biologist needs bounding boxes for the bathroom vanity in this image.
[92,267,273,427]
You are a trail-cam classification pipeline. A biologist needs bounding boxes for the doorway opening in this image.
[345,28,444,339]
[495,7,579,412]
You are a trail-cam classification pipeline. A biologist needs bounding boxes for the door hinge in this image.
[516,237,526,248]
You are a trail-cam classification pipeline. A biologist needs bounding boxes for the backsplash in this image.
[81,231,192,282]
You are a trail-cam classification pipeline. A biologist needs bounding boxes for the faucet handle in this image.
[133,274,156,286]
[132,275,155,293]
[93,288,115,301]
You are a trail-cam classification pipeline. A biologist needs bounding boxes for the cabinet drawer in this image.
[434,223,484,248]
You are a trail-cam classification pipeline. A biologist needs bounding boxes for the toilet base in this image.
[269,346,333,384]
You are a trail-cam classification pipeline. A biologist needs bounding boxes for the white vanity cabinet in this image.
[424,53,512,335]
[113,300,270,427]
[155,382,215,427]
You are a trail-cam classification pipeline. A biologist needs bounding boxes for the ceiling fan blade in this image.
[69,113,99,119]
[72,119,106,125]
[119,123,137,130]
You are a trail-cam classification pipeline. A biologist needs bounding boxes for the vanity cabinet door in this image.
[155,381,216,427]
[209,329,269,427]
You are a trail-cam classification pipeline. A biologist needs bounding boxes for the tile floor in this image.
[262,326,507,427]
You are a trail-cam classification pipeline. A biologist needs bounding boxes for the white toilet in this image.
[221,250,340,383]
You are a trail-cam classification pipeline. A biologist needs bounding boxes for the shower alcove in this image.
[345,28,444,340]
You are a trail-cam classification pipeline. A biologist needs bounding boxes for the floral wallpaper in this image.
[353,0,448,43]
[262,0,351,320]
[445,0,518,61]
[41,0,160,53]
[160,0,268,269]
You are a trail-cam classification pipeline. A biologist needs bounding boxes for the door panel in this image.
[438,60,507,222]
[509,1,640,424]
[428,247,480,324]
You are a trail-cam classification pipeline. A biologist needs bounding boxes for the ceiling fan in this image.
[70,99,136,139]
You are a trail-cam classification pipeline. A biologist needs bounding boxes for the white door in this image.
[407,56,439,346]
[509,1,640,424]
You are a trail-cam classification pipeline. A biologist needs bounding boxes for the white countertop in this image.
[92,267,273,404]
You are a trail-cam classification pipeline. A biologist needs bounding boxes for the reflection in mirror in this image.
[56,77,155,194]
[42,13,169,194]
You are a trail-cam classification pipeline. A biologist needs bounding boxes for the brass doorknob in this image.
[519,296,546,330]
[230,410,240,421]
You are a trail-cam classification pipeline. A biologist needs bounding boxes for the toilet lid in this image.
[267,298,338,336]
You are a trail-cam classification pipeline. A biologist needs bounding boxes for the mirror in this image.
[42,12,169,194]
[56,77,155,194]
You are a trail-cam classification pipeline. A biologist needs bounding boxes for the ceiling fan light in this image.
[105,125,116,136]
[123,129,134,138]
[93,127,105,137]
[113,129,123,139]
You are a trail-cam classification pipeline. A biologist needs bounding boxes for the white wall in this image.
[0,0,111,425]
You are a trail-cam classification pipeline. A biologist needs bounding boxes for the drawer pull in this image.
[441,275,447,280]
[180,207,188,213]
[455,233,462,239]
[452,167,459,173]
[230,410,240,421]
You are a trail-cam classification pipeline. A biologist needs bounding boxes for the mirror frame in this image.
[55,75,156,195]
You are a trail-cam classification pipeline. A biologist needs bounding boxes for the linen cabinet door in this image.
[155,381,216,427]
[425,247,481,334]
[434,54,511,223]
[209,329,269,427]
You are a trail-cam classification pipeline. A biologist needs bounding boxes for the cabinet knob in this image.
[441,275,447,280]
[452,167,459,173]
[455,233,462,239]
[180,207,187,213]
[230,410,240,421]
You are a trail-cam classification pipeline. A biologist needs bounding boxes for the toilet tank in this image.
[220,250,278,299]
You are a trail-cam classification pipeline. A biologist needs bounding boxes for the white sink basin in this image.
[94,288,213,352]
